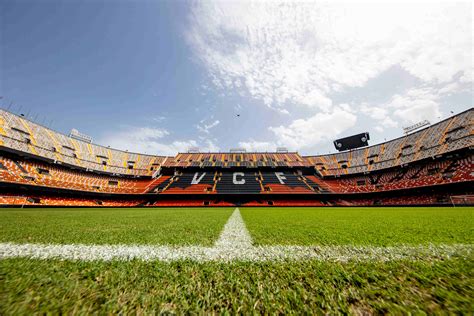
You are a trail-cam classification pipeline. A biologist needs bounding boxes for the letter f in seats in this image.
[275,172,286,184]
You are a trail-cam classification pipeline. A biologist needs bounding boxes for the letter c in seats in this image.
[233,172,245,185]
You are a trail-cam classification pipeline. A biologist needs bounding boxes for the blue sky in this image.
[1,0,472,155]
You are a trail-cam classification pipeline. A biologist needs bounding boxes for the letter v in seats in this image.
[191,172,206,184]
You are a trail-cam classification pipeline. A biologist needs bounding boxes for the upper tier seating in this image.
[304,109,473,176]
[1,108,472,176]
[0,109,169,176]
[162,152,306,169]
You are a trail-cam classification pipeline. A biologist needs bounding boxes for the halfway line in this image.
[0,208,472,262]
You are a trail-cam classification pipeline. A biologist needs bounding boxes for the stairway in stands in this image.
[215,171,262,194]
[304,175,331,193]
[147,175,173,193]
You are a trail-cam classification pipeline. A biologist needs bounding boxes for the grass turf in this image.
[0,208,233,246]
[0,206,473,313]
[241,207,474,246]
[1,258,472,314]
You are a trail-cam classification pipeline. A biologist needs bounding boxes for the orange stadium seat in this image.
[0,108,472,207]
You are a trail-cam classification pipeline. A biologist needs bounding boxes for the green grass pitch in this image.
[0,208,234,246]
[240,207,474,245]
[0,206,473,314]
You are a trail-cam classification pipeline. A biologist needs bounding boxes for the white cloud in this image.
[269,107,357,150]
[374,126,384,133]
[187,1,472,114]
[102,127,169,144]
[393,104,440,125]
[459,68,473,83]
[179,1,472,154]
[386,87,442,124]
[359,104,398,129]
[98,126,219,156]
[391,101,441,125]
[152,116,166,123]
[381,117,398,128]
[197,119,220,134]
[238,140,276,152]
[201,139,220,152]
[360,104,389,121]
[437,81,470,96]
[357,87,442,128]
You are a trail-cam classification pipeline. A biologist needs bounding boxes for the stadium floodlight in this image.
[276,147,288,153]
[187,147,200,153]
[403,120,430,134]
[69,129,93,143]
[230,148,246,153]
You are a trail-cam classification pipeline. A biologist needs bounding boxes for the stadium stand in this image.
[304,155,473,194]
[260,171,314,193]
[0,108,472,206]
[339,194,451,206]
[304,109,473,175]
[215,171,262,194]
[151,199,234,207]
[0,109,169,176]
[0,155,155,194]
[0,193,144,207]
[162,171,217,194]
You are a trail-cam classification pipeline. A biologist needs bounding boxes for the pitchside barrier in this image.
[450,195,474,207]
[0,196,29,208]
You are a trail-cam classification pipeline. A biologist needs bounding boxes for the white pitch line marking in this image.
[215,208,253,249]
[0,242,471,262]
[0,208,472,262]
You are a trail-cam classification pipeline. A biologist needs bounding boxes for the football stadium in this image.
[0,107,473,313]
[1,0,473,314]
[0,108,472,207]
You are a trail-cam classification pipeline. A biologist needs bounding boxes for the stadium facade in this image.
[0,108,472,207]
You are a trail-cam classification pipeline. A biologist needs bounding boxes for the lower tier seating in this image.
[337,194,452,206]
[162,171,216,194]
[0,194,144,207]
[1,192,469,207]
[260,171,314,193]
[214,171,262,194]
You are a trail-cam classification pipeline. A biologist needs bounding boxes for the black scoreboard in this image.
[333,132,370,152]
